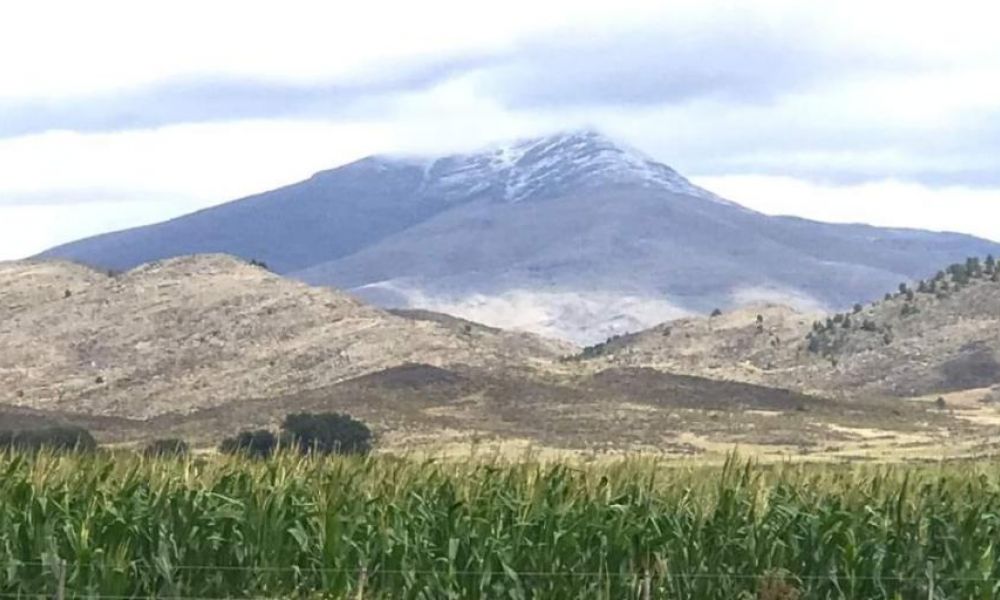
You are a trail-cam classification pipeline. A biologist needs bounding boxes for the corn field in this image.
[2,452,1000,599]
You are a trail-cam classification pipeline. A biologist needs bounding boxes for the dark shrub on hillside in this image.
[0,426,97,453]
[143,438,190,458]
[219,429,277,458]
[282,412,374,456]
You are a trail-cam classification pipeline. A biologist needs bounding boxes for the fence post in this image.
[356,565,367,600]
[55,558,66,600]
[641,570,652,600]
[927,562,935,600]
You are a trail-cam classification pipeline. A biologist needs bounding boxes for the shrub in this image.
[281,412,373,456]
[219,429,276,458]
[758,570,801,600]
[143,438,190,458]
[710,308,722,317]
[0,426,97,453]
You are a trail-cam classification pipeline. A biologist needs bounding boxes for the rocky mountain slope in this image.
[0,255,572,419]
[38,130,1000,344]
[588,256,1000,399]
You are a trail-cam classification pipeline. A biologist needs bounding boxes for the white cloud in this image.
[0,200,203,260]
[693,175,1000,243]
[0,120,398,202]
[0,0,676,100]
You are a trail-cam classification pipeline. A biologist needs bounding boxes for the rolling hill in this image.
[0,255,571,419]
[586,255,1000,399]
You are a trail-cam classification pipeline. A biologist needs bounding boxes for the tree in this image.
[0,426,96,453]
[281,412,373,456]
[861,319,877,332]
[841,315,852,329]
[710,308,722,317]
[966,256,982,278]
[219,429,276,458]
[852,303,863,314]
[144,438,190,458]
[898,283,908,295]
[935,397,947,410]
[949,263,970,285]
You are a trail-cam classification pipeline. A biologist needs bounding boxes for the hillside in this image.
[38,130,1000,344]
[0,255,572,419]
[589,256,1000,399]
[5,254,1000,460]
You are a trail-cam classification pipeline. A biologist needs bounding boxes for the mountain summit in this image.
[38,131,1000,343]
[373,129,723,205]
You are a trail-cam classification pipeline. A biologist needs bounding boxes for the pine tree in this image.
[967,256,982,278]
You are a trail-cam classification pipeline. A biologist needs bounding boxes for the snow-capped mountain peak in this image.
[492,129,716,202]
[377,129,725,204]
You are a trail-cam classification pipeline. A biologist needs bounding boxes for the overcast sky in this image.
[2,0,999,259]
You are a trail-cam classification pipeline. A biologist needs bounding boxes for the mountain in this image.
[39,130,1000,344]
[0,255,572,419]
[584,257,1000,399]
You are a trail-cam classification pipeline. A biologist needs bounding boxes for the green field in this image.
[2,452,1000,599]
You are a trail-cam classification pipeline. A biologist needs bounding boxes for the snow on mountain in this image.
[383,129,730,205]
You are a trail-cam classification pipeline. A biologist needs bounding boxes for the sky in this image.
[2,0,999,259]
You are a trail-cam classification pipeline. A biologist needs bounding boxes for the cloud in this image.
[0,120,399,208]
[692,175,1000,243]
[478,18,895,109]
[0,55,496,138]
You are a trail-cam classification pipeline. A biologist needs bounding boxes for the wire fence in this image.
[0,557,978,599]
[0,560,980,580]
